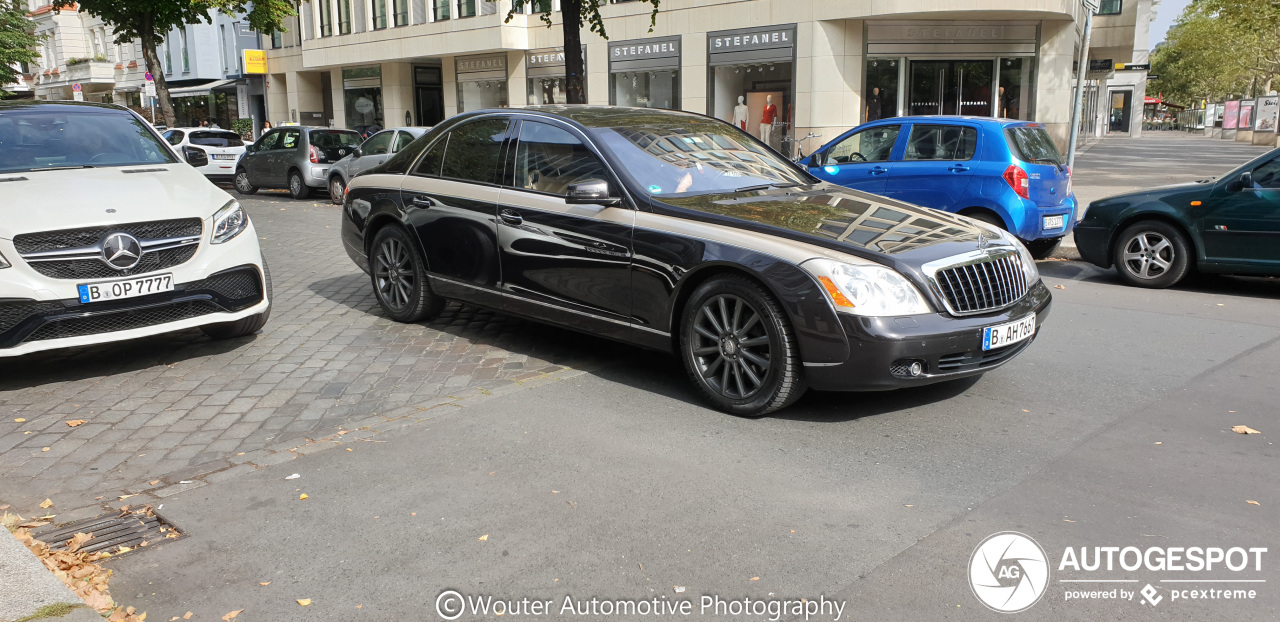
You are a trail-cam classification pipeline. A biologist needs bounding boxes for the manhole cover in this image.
[31,507,182,556]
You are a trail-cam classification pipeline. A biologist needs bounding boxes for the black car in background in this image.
[1075,148,1280,288]
[340,107,1051,416]
[234,126,363,199]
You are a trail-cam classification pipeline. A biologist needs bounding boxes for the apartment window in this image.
[459,0,476,17]
[320,0,333,36]
[219,25,228,72]
[88,30,101,57]
[393,0,409,25]
[164,44,172,74]
[372,0,387,29]
[433,0,449,21]
[525,0,553,12]
[181,28,189,72]
[271,29,283,48]
[1097,0,1121,15]
[338,0,352,34]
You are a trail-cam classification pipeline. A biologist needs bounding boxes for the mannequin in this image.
[759,94,778,144]
[733,95,749,130]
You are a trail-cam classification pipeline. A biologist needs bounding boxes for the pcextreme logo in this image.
[970,532,1268,612]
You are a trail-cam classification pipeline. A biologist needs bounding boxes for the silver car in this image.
[234,126,364,200]
[326,127,429,204]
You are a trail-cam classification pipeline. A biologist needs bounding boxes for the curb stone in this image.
[0,527,100,622]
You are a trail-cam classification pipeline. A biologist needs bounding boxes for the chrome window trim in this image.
[920,247,1026,317]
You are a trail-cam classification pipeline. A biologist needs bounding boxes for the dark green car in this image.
[1075,149,1280,288]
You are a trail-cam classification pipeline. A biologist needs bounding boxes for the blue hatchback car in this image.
[803,116,1077,258]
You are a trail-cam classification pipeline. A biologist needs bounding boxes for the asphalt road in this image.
[106,254,1279,619]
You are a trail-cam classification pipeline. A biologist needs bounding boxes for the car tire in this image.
[201,262,273,339]
[1112,220,1193,288]
[329,176,346,205]
[288,170,310,199]
[369,225,445,323]
[679,274,806,417]
[234,169,257,195]
[963,211,1006,230]
[1024,237,1061,260]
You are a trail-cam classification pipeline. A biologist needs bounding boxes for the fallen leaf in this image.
[184,614,194,620]
[1064,519,1076,523]
[40,498,53,509]
[478,534,489,541]
[41,447,50,452]
[66,420,86,427]
[1053,284,1066,290]
[1154,442,1163,445]
[150,480,159,485]
[14,418,26,422]
[299,493,309,500]
[297,599,312,606]
[357,604,362,609]
[1233,425,1261,435]
[66,532,93,553]
[116,546,132,553]
[489,471,495,476]
[411,513,417,516]
[259,582,270,586]
[118,494,136,500]
[1247,500,1260,506]
[1021,409,1030,413]
[221,610,242,621]
[904,504,914,508]
[345,448,353,452]
[750,577,760,581]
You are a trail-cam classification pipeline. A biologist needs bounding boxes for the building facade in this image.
[263,0,1100,153]
[1077,0,1156,139]
[25,0,265,128]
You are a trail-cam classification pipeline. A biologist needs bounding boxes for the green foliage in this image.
[1152,0,1276,105]
[66,55,109,65]
[0,0,43,91]
[231,117,253,137]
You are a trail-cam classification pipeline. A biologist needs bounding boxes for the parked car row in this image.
[1,99,1275,416]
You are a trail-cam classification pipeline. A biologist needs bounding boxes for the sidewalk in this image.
[0,530,99,622]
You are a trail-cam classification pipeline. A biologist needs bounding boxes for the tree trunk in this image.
[139,24,176,127]
[561,0,586,104]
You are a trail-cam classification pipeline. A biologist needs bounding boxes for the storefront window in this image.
[612,71,679,109]
[343,66,384,135]
[458,80,508,112]
[864,58,900,121]
[997,58,1034,120]
[707,26,796,153]
[609,37,681,111]
[528,77,567,105]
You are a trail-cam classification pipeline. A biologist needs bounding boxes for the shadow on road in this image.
[1039,259,1280,300]
[0,329,258,390]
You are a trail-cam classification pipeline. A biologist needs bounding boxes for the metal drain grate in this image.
[31,509,182,556]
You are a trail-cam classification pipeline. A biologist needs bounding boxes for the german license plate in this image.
[212,154,237,160]
[1043,214,1065,230]
[77,274,174,304]
[983,314,1036,351]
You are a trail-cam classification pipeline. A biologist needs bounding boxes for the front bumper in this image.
[803,280,1052,391]
[0,265,268,356]
[1073,224,1112,268]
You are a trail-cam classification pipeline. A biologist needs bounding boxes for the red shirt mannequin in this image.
[761,103,778,125]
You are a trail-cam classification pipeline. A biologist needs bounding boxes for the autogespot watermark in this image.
[968,531,1269,612]
[434,590,846,620]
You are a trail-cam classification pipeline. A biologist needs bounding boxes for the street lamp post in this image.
[1067,0,1099,171]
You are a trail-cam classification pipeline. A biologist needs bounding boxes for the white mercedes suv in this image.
[0,101,271,357]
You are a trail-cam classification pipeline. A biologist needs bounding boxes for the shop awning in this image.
[167,79,237,98]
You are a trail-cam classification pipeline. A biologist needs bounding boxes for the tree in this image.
[0,0,43,97]
[52,0,299,125]
[507,0,661,105]
[1152,0,1276,105]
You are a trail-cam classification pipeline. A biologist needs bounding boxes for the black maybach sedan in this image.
[340,107,1052,416]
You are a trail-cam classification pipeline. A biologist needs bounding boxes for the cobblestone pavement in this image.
[0,191,623,515]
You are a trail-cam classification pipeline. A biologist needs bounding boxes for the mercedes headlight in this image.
[994,228,1041,284]
[802,258,932,316]
[211,200,249,244]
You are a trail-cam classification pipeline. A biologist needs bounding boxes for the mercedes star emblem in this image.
[101,233,143,270]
